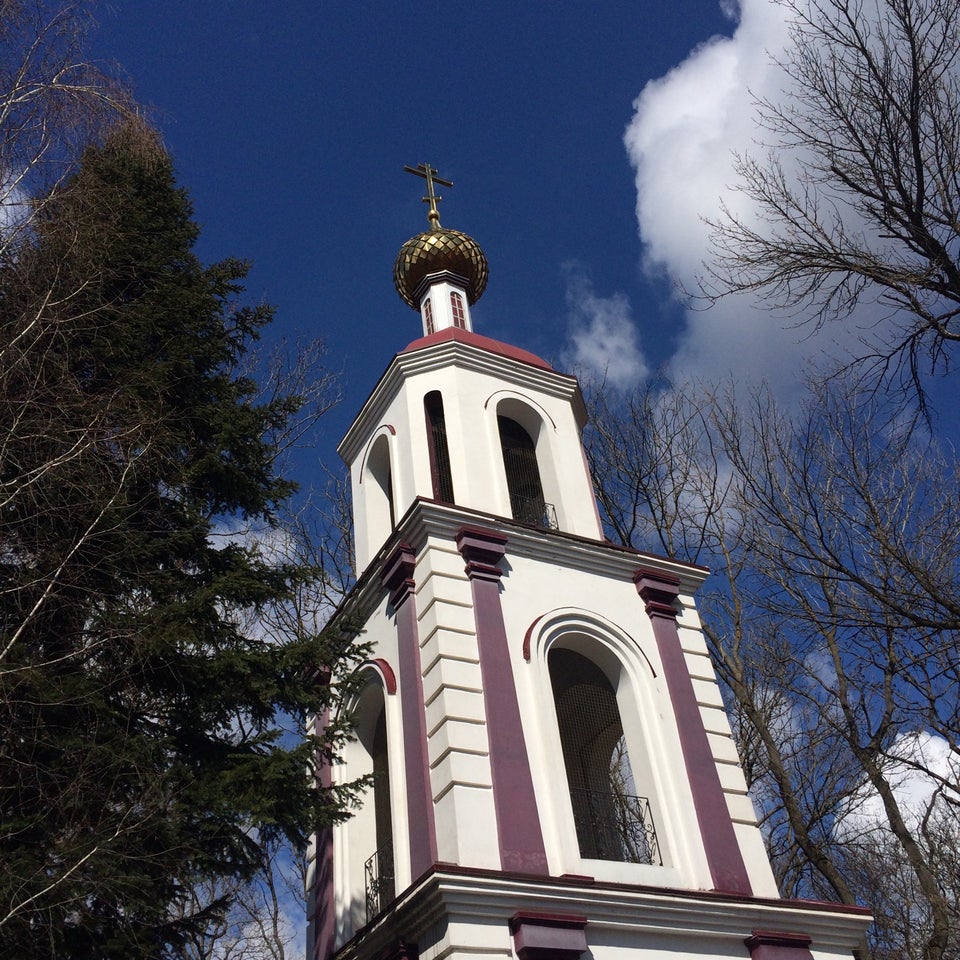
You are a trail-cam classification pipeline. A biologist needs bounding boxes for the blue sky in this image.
[87,1,739,469]
[89,1,955,478]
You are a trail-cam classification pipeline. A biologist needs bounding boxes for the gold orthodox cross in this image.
[403,162,453,228]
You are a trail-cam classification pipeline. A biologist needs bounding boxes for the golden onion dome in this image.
[393,227,489,310]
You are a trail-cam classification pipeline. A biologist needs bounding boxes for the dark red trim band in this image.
[634,567,752,896]
[312,706,334,960]
[522,614,545,662]
[456,527,549,875]
[383,543,417,608]
[362,658,398,694]
[381,543,437,879]
[402,326,553,371]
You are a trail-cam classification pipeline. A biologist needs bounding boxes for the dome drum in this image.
[410,269,474,308]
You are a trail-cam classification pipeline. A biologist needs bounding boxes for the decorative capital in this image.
[634,567,681,620]
[381,542,417,608]
[509,912,588,960]
[456,526,507,582]
[745,931,813,958]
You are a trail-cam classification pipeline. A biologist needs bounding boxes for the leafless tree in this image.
[706,0,960,411]
[586,375,960,960]
[0,0,139,670]
[178,839,306,960]
[0,0,135,259]
[585,377,730,564]
[709,379,958,959]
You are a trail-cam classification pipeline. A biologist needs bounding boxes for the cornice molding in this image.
[332,866,871,960]
[325,498,709,664]
[406,499,708,595]
[338,339,583,464]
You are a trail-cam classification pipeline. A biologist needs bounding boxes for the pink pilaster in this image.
[457,526,549,874]
[634,567,752,896]
[382,543,437,880]
[312,701,335,960]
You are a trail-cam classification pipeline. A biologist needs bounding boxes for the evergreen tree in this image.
[0,122,358,959]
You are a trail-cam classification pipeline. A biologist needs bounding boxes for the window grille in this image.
[498,416,547,526]
[549,648,661,865]
[425,392,455,503]
[364,839,394,922]
[424,297,434,334]
[512,497,557,529]
[365,711,395,920]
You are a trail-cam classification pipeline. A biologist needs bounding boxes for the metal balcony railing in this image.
[513,496,558,530]
[364,841,395,923]
[569,788,662,865]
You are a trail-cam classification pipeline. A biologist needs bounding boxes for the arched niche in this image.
[339,674,395,933]
[424,390,455,504]
[524,608,677,881]
[493,395,561,529]
[361,430,396,538]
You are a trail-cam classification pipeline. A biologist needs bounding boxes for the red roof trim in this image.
[401,327,553,370]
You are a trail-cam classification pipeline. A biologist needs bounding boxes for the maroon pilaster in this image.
[312,704,335,960]
[634,567,752,896]
[382,543,437,879]
[745,931,815,959]
[456,526,549,874]
[509,912,588,960]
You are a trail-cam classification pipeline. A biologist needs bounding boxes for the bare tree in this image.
[585,377,730,564]
[706,0,960,410]
[709,379,958,959]
[0,0,134,259]
[586,375,960,960]
[179,839,306,960]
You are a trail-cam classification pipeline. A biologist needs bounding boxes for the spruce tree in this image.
[0,122,357,959]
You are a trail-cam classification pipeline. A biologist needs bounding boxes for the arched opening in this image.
[365,433,395,533]
[450,290,466,328]
[498,415,547,526]
[352,680,395,923]
[423,297,434,335]
[424,391,455,503]
[548,647,661,865]
[366,709,394,920]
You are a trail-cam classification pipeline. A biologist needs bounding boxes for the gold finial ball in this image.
[393,227,489,309]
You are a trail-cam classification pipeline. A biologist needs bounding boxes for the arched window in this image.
[498,415,546,525]
[352,680,395,922]
[424,391,455,503]
[367,709,394,919]
[450,291,466,328]
[366,434,395,531]
[423,297,434,335]
[549,648,661,865]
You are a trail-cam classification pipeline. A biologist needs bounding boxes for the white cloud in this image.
[622,0,854,391]
[625,0,791,279]
[837,731,959,838]
[561,265,649,390]
[1,176,30,236]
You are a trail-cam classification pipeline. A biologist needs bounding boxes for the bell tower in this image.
[308,167,870,960]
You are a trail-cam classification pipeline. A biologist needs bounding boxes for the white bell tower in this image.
[308,165,870,960]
